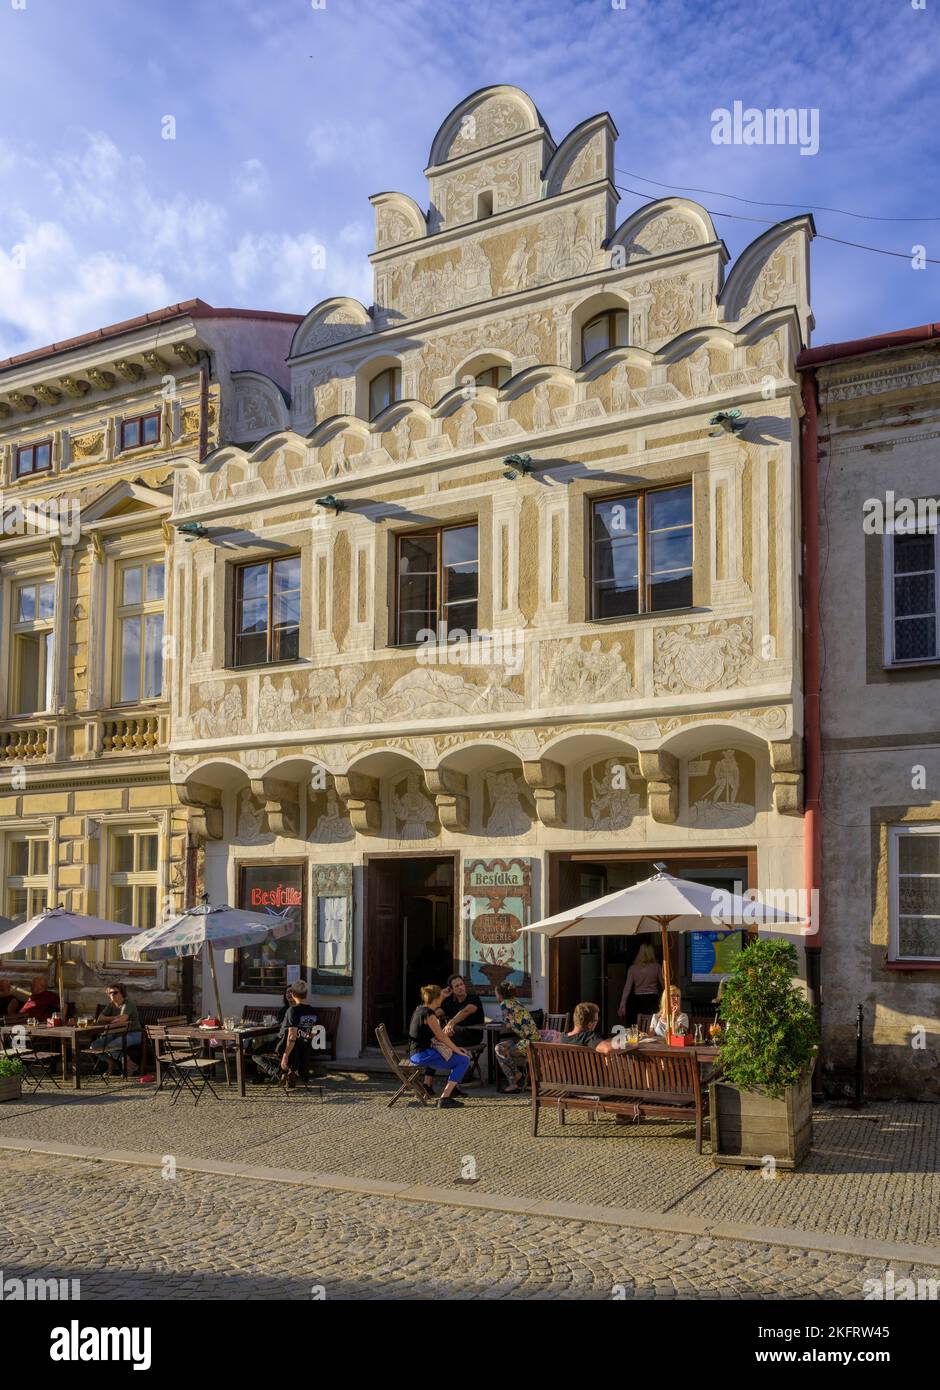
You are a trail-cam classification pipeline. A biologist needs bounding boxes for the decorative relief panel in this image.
[622,212,702,263]
[482,767,535,837]
[308,787,355,843]
[393,772,439,840]
[583,757,647,831]
[653,618,756,695]
[442,98,530,159]
[687,748,757,828]
[540,637,637,707]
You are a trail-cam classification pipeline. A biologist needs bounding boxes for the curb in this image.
[4,1136,940,1269]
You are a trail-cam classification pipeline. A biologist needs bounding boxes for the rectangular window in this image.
[120,411,161,452]
[396,524,478,644]
[14,440,53,478]
[233,556,301,667]
[107,828,159,961]
[887,527,939,664]
[890,826,940,962]
[5,835,49,957]
[12,579,55,715]
[236,863,304,992]
[115,558,165,702]
[592,483,693,619]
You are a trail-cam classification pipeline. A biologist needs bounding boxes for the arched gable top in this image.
[229,371,290,441]
[427,85,549,168]
[290,296,373,360]
[370,191,428,251]
[608,197,720,265]
[543,112,616,196]
[719,215,815,327]
[502,363,579,399]
[311,415,372,449]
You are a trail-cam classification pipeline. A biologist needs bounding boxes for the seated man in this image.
[440,974,485,1048]
[277,981,320,1089]
[0,979,21,1017]
[558,1001,603,1049]
[90,985,142,1074]
[18,975,60,1023]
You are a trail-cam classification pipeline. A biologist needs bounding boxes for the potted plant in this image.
[710,938,818,1169]
[0,1054,24,1102]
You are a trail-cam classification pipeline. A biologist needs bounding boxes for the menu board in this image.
[690,929,743,982]
[236,863,304,993]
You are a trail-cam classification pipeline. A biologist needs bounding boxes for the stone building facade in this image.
[801,326,940,1100]
[0,299,299,1012]
[168,87,814,1054]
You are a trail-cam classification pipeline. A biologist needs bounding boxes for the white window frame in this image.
[888,823,940,964]
[103,824,161,962]
[4,832,50,959]
[10,576,56,716]
[112,555,166,706]
[882,521,940,668]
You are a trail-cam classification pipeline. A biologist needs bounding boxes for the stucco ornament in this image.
[688,749,756,829]
[191,681,249,738]
[624,213,700,261]
[484,769,534,836]
[445,99,528,158]
[586,758,644,831]
[541,638,636,706]
[653,619,755,694]
[649,276,696,338]
[393,773,438,839]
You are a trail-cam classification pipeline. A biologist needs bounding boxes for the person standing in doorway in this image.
[617,942,663,1026]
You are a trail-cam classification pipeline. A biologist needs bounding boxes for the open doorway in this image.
[549,851,755,1034]
[363,854,457,1045]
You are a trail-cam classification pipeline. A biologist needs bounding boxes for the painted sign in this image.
[690,929,743,982]
[462,857,532,997]
[236,863,304,993]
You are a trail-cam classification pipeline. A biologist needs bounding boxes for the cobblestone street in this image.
[2,1074,938,1299]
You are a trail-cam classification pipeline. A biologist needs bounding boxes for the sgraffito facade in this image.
[168,87,814,1053]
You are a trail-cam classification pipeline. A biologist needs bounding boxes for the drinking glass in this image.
[223,1016,235,1032]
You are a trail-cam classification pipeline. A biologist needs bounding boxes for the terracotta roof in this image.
[798,322,940,369]
[0,300,305,374]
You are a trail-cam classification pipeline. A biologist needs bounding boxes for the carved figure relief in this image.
[688,347,712,396]
[687,749,756,828]
[393,773,438,840]
[444,99,528,159]
[235,790,268,843]
[483,769,534,837]
[457,403,477,450]
[584,757,645,830]
[191,681,249,738]
[624,213,700,262]
[541,638,636,706]
[392,416,412,461]
[648,276,696,339]
[311,788,355,842]
[295,309,363,355]
[531,383,552,431]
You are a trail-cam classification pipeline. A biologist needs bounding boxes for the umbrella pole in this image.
[57,941,67,1019]
[659,918,673,1042]
[207,947,232,1087]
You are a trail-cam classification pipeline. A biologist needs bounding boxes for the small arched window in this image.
[581,309,628,365]
[368,366,401,419]
[474,365,510,390]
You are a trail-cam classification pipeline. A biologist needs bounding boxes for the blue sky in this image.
[0,0,937,358]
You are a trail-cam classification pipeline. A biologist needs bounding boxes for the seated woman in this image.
[558,1001,603,1048]
[408,984,471,1110]
[89,985,142,1074]
[493,981,540,1093]
[647,985,689,1039]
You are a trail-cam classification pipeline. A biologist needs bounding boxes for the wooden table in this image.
[156,1024,280,1098]
[1,1021,119,1090]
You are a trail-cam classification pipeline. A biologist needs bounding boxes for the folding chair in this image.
[3,1028,59,1094]
[87,1018,129,1082]
[162,1031,220,1106]
[375,1023,432,1107]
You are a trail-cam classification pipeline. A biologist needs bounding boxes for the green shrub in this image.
[0,1055,24,1079]
[718,938,817,1099]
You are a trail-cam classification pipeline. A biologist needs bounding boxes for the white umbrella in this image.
[521,868,808,1039]
[0,906,142,1016]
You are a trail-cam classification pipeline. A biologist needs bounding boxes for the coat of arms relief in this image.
[653,619,756,695]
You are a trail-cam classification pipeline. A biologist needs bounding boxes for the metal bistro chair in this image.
[161,1030,220,1106]
[3,1026,60,1094]
[88,1017,129,1082]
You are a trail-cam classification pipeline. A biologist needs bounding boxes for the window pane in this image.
[400,534,437,573]
[273,590,301,630]
[142,414,160,444]
[894,533,935,575]
[35,443,51,470]
[582,318,610,362]
[272,624,300,663]
[9,841,29,877]
[144,614,164,698]
[894,572,935,618]
[443,600,478,636]
[146,563,165,602]
[898,834,940,874]
[237,597,269,637]
[442,525,478,568]
[137,886,157,931]
[613,312,629,347]
[122,566,142,607]
[17,587,36,623]
[649,570,693,612]
[895,616,936,661]
[43,632,54,712]
[898,916,940,959]
[31,840,49,875]
[274,556,301,594]
[121,616,141,702]
[239,563,270,601]
[235,632,269,666]
[38,583,55,620]
[650,530,694,575]
[15,634,41,714]
[123,419,141,449]
[113,835,135,873]
[649,485,693,531]
[16,449,33,475]
[111,884,134,925]
[594,497,639,544]
[138,835,158,872]
[899,875,940,916]
[8,889,27,920]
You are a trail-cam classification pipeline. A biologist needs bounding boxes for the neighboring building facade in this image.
[169,86,814,1055]
[801,325,940,1100]
[0,300,299,1012]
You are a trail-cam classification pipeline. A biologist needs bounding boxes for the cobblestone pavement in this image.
[1,1073,938,1249]
[1,1149,928,1300]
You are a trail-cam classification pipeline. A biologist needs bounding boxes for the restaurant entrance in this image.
[363,854,457,1046]
[548,850,756,1034]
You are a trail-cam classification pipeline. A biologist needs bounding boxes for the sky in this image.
[0,0,937,359]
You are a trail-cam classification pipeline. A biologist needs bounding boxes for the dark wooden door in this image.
[365,859,403,1043]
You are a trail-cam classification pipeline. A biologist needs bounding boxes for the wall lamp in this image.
[176,521,209,539]
[502,452,534,481]
[708,408,747,437]
[315,495,347,513]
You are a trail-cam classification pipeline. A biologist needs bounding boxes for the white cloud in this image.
[228,230,371,310]
[235,158,269,201]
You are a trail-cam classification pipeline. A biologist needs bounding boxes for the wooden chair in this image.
[544,1012,570,1033]
[374,1023,432,1108]
[241,1003,340,1060]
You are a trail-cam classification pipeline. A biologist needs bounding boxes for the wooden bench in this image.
[528,1042,710,1153]
[241,1004,341,1060]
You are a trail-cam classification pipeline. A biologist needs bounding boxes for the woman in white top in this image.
[647,985,689,1039]
[618,942,663,1025]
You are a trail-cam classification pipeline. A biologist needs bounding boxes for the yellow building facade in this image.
[168,87,814,1053]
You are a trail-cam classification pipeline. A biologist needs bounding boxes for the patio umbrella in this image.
[521,867,809,1039]
[121,897,295,1080]
[0,907,141,1017]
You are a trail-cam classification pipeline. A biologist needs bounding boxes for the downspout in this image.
[800,366,824,1093]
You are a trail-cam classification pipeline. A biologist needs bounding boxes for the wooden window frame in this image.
[474,365,509,390]
[113,557,166,705]
[590,482,694,620]
[581,309,628,366]
[14,439,53,479]
[232,554,302,669]
[888,823,940,965]
[368,367,401,420]
[119,410,162,453]
[394,522,479,646]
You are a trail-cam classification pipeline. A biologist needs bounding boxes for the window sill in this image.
[587,606,706,626]
[882,659,940,672]
[226,659,306,675]
[884,960,940,971]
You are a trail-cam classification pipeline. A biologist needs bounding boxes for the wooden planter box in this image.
[710,1073,812,1169]
[0,1075,22,1102]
